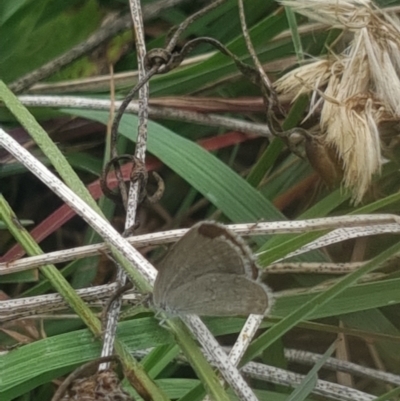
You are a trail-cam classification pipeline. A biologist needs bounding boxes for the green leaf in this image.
[0,0,101,82]
[66,109,285,223]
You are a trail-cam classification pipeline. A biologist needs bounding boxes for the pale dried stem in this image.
[99,0,150,368]
[3,217,400,275]
[15,95,274,139]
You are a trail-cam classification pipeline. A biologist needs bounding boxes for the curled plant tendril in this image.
[101,281,134,332]
[100,156,164,209]
[144,47,184,74]
[146,171,165,204]
[100,154,137,207]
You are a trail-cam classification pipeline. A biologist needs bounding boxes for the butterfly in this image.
[153,221,272,316]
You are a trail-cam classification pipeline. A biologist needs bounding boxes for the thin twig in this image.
[15,95,275,138]
[243,361,375,401]
[100,0,152,370]
[27,52,216,94]
[0,283,141,322]
[165,0,227,52]
[2,218,400,275]
[285,348,400,386]
[237,0,275,102]
[183,314,260,401]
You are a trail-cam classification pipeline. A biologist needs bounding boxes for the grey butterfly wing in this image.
[160,273,271,316]
[153,221,256,309]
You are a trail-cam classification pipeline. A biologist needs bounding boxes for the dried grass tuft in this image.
[275,0,400,203]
